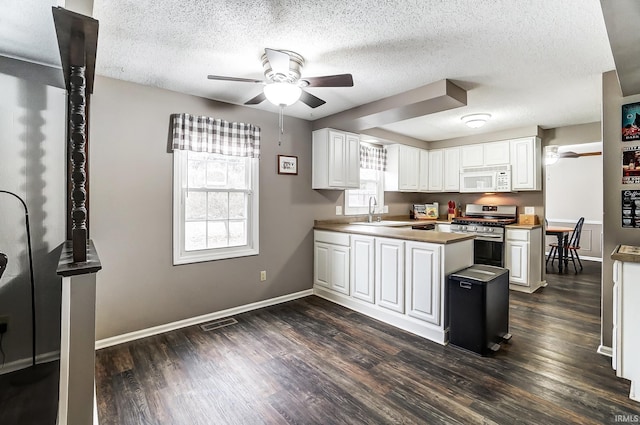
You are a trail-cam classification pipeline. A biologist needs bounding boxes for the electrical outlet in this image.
[383,205,389,213]
[0,315,8,334]
[336,206,342,215]
[260,270,267,281]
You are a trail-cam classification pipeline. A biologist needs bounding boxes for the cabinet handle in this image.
[460,282,472,290]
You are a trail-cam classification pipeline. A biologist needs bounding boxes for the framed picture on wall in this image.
[277,155,298,175]
[622,102,640,141]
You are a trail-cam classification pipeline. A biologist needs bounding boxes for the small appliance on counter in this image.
[411,203,438,220]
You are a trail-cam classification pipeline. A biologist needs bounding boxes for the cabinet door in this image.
[331,245,350,295]
[351,235,375,303]
[510,137,537,190]
[327,130,346,187]
[443,147,460,191]
[405,241,441,325]
[314,242,331,288]
[375,238,405,313]
[505,240,529,285]
[399,145,420,191]
[418,149,429,192]
[461,144,483,168]
[483,141,510,165]
[345,133,361,188]
[613,260,620,372]
[427,149,443,192]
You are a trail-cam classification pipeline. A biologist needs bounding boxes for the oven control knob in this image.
[469,226,476,232]
[487,227,494,233]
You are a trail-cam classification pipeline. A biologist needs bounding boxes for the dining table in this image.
[545,225,574,273]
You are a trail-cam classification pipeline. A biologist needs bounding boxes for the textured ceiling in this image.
[2,0,617,141]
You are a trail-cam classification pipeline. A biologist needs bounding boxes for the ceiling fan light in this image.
[461,113,491,128]
[263,82,302,106]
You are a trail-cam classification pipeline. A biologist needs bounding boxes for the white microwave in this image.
[460,165,511,193]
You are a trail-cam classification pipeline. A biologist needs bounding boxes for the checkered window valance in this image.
[170,113,261,158]
[359,144,387,171]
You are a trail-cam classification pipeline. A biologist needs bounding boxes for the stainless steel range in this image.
[451,204,517,267]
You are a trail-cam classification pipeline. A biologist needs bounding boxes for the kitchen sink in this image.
[351,220,413,227]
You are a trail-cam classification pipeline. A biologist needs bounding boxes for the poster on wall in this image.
[622,145,640,184]
[622,102,640,141]
[622,190,640,228]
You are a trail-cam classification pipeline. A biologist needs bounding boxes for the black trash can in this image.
[447,264,511,355]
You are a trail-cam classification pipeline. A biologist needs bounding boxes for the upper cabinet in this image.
[461,141,510,168]
[427,149,444,192]
[418,149,430,192]
[443,147,460,192]
[510,136,541,191]
[385,144,421,192]
[312,128,360,190]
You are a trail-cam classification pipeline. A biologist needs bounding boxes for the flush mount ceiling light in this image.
[461,113,491,128]
[263,82,302,106]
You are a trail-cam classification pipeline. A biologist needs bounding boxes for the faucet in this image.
[368,196,378,223]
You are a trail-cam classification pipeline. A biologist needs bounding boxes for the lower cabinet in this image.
[405,241,441,325]
[505,227,543,293]
[351,235,375,303]
[375,237,405,313]
[314,231,350,295]
[313,230,474,345]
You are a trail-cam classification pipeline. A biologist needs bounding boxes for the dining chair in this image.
[547,217,585,273]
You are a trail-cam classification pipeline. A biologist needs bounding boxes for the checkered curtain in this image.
[170,113,261,158]
[359,144,387,171]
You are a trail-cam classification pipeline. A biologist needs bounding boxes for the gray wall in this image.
[602,70,640,349]
[0,71,66,364]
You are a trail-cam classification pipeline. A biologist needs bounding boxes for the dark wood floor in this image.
[0,361,59,425]
[95,261,640,424]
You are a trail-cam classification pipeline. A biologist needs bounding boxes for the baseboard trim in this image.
[95,289,314,350]
[597,344,613,358]
[0,350,60,376]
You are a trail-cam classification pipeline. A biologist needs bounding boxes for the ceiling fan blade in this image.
[208,75,263,83]
[558,151,602,158]
[244,92,266,105]
[300,90,326,108]
[265,48,290,76]
[302,74,354,88]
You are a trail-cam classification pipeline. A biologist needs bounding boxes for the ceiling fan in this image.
[207,48,353,108]
[545,145,602,165]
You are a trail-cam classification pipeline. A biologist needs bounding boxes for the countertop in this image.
[611,244,640,263]
[314,221,475,245]
[506,223,543,230]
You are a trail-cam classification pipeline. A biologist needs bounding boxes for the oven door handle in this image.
[474,234,504,241]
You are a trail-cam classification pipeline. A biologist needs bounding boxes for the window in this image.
[344,167,384,215]
[173,150,259,264]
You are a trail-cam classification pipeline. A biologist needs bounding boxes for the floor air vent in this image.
[199,317,238,331]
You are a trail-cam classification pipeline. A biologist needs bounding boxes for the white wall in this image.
[545,142,603,259]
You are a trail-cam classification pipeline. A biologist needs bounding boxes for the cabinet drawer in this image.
[507,229,529,241]
[314,230,350,246]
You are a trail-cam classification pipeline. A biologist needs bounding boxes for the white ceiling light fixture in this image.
[263,82,302,106]
[461,113,492,128]
[545,145,559,165]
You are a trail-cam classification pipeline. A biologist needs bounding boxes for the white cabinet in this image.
[375,237,404,313]
[385,144,420,191]
[427,149,443,192]
[418,149,429,192]
[612,257,640,402]
[313,231,350,295]
[443,147,460,192]
[405,241,441,325]
[312,128,360,189]
[351,235,375,304]
[461,141,510,168]
[483,141,510,165]
[461,144,484,168]
[505,227,543,293]
[510,136,541,191]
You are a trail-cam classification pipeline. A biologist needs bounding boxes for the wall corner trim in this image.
[95,289,314,350]
[597,344,613,358]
